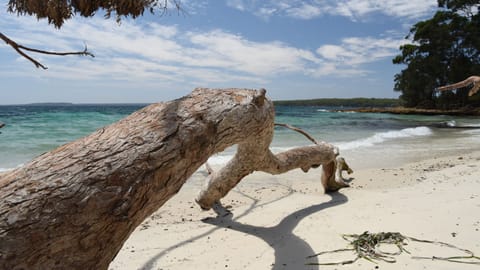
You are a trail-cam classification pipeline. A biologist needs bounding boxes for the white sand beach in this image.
[109,151,480,270]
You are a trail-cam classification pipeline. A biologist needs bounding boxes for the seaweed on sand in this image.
[306,231,480,266]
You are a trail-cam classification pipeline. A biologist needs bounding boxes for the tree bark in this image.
[0,88,348,269]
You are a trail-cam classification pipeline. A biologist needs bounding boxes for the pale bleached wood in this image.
[0,88,350,269]
[196,125,352,210]
[436,76,480,96]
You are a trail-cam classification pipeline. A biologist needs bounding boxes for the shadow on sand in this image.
[141,189,348,270]
[204,192,348,269]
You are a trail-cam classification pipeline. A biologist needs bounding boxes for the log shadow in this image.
[140,183,296,270]
[203,192,348,270]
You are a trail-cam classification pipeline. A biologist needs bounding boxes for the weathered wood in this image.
[0,88,348,269]
[195,119,352,210]
[436,75,480,96]
[321,156,353,192]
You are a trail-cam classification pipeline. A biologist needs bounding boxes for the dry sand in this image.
[109,151,480,270]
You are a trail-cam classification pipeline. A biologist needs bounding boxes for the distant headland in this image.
[273,98,399,107]
[274,98,480,116]
[2,99,479,116]
[337,106,480,116]
[24,102,75,106]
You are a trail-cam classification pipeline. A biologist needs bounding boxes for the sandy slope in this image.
[109,152,480,270]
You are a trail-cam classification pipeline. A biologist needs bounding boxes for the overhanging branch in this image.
[0,32,95,69]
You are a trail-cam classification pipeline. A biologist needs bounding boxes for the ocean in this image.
[1,103,480,172]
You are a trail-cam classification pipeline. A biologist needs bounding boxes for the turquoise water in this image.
[1,103,480,171]
[0,104,146,169]
[271,106,480,168]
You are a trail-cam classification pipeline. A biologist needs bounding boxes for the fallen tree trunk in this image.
[0,88,349,269]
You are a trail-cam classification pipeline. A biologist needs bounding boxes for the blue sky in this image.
[0,0,439,104]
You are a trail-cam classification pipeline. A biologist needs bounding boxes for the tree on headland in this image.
[393,0,480,109]
[1,0,182,69]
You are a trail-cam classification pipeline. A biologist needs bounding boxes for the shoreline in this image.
[109,150,480,270]
[337,106,480,116]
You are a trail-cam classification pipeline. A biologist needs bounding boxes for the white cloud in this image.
[313,35,407,76]
[316,45,354,61]
[309,63,367,77]
[330,0,437,20]
[226,0,246,11]
[0,6,408,86]
[286,3,323,19]
[256,7,278,18]
[0,12,322,83]
[226,0,437,20]
[186,30,319,75]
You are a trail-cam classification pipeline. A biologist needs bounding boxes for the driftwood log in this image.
[0,88,349,269]
[436,76,480,96]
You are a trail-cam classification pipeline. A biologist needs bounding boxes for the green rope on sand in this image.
[306,231,480,266]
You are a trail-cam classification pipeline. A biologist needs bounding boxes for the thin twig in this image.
[0,32,94,69]
[274,123,319,145]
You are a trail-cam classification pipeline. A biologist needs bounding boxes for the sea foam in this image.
[338,126,432,150]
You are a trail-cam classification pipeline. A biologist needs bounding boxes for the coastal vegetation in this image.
[393,0,480,109]
[274,98,400,107]
[274,97,480,115]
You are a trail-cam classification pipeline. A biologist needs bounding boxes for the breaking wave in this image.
[338,126,432,150]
